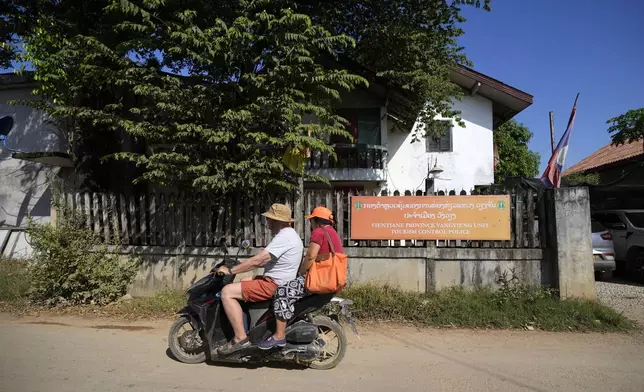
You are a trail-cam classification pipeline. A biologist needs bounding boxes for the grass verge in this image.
[1,285,636,332]
[342,284,635,332]
[0,258,31,303]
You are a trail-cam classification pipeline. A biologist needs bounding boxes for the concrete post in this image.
[551,187,596,300]
[50,196,57,228]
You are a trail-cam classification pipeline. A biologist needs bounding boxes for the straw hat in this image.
[305,206,334,222]
[262,203,295,223]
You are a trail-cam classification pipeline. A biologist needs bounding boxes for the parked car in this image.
[591,219,615,279]
[592,210,644,282]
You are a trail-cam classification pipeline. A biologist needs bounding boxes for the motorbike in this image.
[168,239,358,370]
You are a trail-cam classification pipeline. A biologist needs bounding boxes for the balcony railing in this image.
[306,143,387,182]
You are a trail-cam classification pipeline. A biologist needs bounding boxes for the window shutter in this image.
[426,122,452,152]
[428,138,440,152]
[439,130,451,151]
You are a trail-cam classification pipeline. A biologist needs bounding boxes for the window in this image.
[426,122,452,152]
[591,220,607,233]
[591,213,626,230]
[333,108,381,145]
[626,213,644,228]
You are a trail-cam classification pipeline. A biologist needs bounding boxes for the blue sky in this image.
[458,0,644,172]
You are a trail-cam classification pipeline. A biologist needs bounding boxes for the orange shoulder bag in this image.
[305,227,348,294]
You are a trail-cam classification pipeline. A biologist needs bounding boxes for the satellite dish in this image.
[0,116,14,137]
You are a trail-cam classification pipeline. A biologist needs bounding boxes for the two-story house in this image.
[305,66,532,193]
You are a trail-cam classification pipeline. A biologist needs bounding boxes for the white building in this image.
[307,66,533,194]
[0,73,72,258]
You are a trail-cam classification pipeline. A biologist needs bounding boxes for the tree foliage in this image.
[493,119,540,183]
[607,108,644,147]
[5,0,490,195]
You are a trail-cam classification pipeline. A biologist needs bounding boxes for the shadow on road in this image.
[92,325,154,331]
[165,347,309,371]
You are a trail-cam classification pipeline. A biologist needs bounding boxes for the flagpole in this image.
[540,93,580,188]
[566,93,580,131]
[549,111,555,154]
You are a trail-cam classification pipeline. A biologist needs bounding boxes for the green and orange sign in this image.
[350,195,511,241]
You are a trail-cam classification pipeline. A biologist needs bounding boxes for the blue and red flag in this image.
[540,94,580,188]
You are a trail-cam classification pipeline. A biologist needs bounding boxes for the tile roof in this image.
[564,139,643,175]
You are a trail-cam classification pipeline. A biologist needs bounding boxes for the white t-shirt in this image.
[263,227,303,285]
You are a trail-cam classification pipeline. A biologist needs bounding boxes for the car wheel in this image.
[626,248,644,283]
[614,260,627,277]
[634,249,644,283]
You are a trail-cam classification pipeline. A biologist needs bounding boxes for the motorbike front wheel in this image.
[168,316,207,364]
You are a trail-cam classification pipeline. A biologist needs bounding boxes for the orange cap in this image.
[305,206,334,222]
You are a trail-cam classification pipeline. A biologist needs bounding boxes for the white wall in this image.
[1,229,34,259]
[386,94,494,193]
[0,86,66,229]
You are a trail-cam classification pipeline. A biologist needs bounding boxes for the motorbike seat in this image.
[292,293,335,318]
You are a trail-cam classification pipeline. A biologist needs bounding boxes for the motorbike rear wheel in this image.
[308,316,347,370]
[168,316,206,364]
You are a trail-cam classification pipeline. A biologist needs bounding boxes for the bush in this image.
[27,206,139,306]
[0,258,31,302]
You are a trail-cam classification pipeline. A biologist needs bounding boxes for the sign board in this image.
[350,196,511,241]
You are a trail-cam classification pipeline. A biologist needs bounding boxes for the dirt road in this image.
[0,314,643,392]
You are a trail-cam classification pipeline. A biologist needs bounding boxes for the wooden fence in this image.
[57,188,545,249]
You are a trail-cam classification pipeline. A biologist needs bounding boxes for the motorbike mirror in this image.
[217,237,229,254]
[234,232,244,246]
[240,239,251,249]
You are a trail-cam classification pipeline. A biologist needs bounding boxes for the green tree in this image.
[12,0,366,194]
[6,0,490,194]
[607,108,644,147]
[493,119,540,183]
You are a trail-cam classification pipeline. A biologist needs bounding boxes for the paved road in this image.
[0,315,643,392]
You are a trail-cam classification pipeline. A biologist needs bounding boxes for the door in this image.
[592,212,628,261]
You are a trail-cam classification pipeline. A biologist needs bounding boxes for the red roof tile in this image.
[564,139,643,175]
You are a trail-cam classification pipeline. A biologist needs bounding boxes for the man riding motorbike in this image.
[214,203,303,354]
[257,206,344,349]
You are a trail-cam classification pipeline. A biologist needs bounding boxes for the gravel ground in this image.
[596,279,644,325]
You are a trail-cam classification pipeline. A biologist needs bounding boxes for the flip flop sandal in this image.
[218,338,250,355]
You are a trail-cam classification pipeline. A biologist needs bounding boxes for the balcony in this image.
[306,143,387,182]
